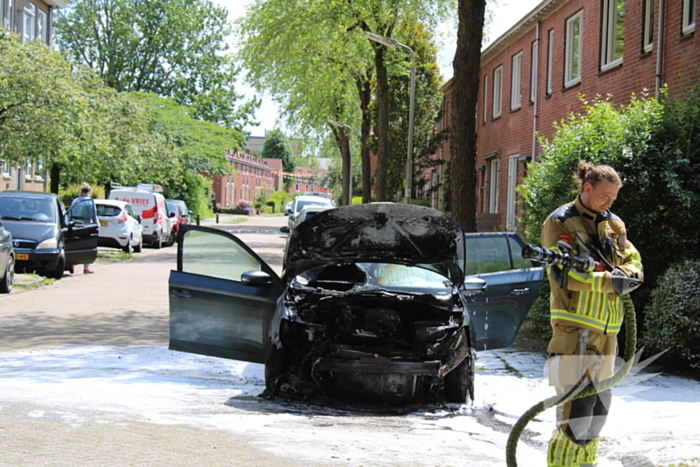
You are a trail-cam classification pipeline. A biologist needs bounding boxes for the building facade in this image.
[1,0,68,193]
[436,0,698,231]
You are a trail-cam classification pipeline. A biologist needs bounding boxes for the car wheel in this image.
[45,251,65,280]
[444,349,475,404]
[153,234,162,249]
[134,236,142,253]
[123,236,133,254]
[265,344,292,392]
[0,254,14,294]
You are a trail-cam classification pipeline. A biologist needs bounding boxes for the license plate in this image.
[15,253,29,260]
[100,221,109,227]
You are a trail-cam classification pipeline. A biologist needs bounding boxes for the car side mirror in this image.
[241,270,273,286]
[461,277,487,296]
[169,212,176,218]
[280,226,290,234]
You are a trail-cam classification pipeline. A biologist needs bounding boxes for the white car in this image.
[288,195,334,228]
[95,199,144,254]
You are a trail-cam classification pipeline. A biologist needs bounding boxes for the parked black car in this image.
[0,191,99,279]
[0,219,14,293]
[168,203,543,406]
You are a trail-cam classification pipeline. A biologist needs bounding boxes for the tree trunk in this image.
[357,76,373,204]
[451,0,486,232]
[331,127,353,206]
[50,162,62,194]
[374,46,389,202]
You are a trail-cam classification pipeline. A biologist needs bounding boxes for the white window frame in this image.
[488,158,500,214]
[683,0,696,35]
[25,161,34,180]
[511,52,523,110]
[34,158,44,180]
[643,0,655,53]
[506,155,519,231]
[530,41,538,103]
[565,12,583,87]
[601,0,625,70]
[547,29,554,95]
[22,3,36,43]
[1,160,10,178]
[37,9,47,44]
[483,74,488,123]
[493,66,503,119]
[8,0,15,32]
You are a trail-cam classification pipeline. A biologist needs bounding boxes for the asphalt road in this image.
[0,215,316,467]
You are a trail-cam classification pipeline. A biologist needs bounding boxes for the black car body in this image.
[0,191,99,279]
[169,203,543,406]
[0,219,14,293]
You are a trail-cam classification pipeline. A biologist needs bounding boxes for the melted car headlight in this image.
[36,237,58,250]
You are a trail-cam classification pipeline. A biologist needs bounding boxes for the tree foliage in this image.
[55,0,258,129]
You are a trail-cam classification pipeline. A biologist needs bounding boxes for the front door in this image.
[64,198,99,265]
[169,226,285,364]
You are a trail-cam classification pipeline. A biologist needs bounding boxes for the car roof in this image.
[95,199,129,207]
[0,191,58,199]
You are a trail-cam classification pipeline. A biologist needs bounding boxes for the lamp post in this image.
[365,31,416,204]
[328,119,353,206]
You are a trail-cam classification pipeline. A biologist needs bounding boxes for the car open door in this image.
[169,225,285,364]
[464,233,544,350]
[64,198,99,266]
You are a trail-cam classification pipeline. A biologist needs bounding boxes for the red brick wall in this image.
[439,0,698,231]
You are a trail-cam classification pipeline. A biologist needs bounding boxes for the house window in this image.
[8,0,15,31]
[22,3,36,43]
[565,11,583,87]
[25,161,34,179]
[511,51,523,110]
[547,29,554,95]
[483,74,488,124]
[488,158,500,214]
[35,159,44,180]
[37,9,47,44]
[601,0,625,70]
[530,41,538,103]
[643,0,655,52]
[683,0,696,34]
[493,66,503,119]
[1,160,10,178]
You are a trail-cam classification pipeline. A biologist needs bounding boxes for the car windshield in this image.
[296,199,331,212]
[293,262,452,293]
[0,196,54,222]
[96,204,122,217]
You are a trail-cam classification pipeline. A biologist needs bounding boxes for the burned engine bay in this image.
[264,263,474,406]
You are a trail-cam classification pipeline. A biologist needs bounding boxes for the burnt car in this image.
[168,203,543,406]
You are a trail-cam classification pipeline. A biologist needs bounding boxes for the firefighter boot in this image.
[547,428,584,466]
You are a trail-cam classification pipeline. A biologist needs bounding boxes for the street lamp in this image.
[328,119,353,206]
[365,31,416,204]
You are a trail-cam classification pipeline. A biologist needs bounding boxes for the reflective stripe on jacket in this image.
[541,196,643,335]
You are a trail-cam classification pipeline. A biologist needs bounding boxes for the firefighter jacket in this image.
[541,195,643,335]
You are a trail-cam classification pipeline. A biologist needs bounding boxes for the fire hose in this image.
[505,243,641,467]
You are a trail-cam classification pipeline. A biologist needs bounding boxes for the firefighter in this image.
[541,161,643,466]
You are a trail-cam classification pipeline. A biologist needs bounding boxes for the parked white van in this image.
[108,183,175,248]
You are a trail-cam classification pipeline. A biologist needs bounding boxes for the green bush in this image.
[643,260,700,370]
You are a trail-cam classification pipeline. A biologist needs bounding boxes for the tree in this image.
[450,0,486,231]
[55,0,258,129]
[236,0,454,202]
[0,30,87,186]
[261,129,295,189]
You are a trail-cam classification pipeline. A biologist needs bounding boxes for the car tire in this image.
[444,350,475,404]
[123,236,133,254]
[166,229,175,247]
[0,254,14,294]
[45,251,65,280]
[153,235,162,249]
[264,344,291,392]
[134,236,142,253]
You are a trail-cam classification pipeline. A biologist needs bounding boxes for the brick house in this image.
[1,0,68,193]
[433,0,698,231]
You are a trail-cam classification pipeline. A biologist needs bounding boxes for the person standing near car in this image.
[71,183,98,274]
[541,161,643,466]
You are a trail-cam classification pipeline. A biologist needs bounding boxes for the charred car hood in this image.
[285,203,466,285]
